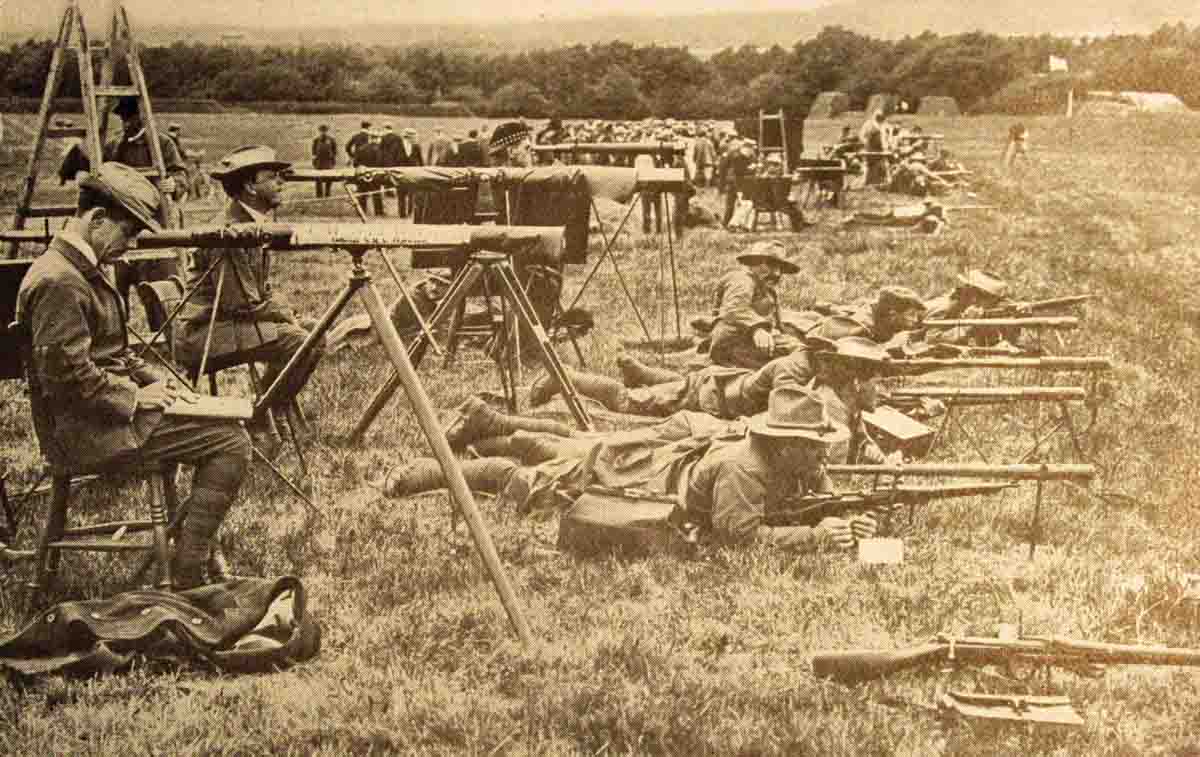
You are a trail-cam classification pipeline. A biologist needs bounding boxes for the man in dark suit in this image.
[346,121,371,167]
[454,130,485,166]
[310,124,338,198]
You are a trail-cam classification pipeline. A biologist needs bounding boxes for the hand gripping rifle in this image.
[982,294,1099,318]
[812,632,1200,684]
[765,481,1014,527]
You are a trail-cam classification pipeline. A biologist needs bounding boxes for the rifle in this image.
[982,295,1099,318]
[812,632,1200,684]
[133,222,566,267]
[921,316,1078,330]
[766,481,1014,527]
[882,386,1086,408]
[889,356,1112,376]
[827,463,1095,482]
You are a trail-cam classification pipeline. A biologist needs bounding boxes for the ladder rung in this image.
[47,538,152,552]
[25,205,78,219]
[94,85,139,98]
[63,519,155,538]
[47,128,88,139]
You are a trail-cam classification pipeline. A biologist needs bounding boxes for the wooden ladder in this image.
[7,0,171,258]
[757,109,788,172]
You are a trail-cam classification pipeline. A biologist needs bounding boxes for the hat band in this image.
[765,420,836,433]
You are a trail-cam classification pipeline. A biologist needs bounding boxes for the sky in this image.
[1,0,831,30]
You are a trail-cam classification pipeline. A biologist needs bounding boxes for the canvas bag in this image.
[557,488,697,558]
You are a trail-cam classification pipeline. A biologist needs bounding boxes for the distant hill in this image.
[5,0,1199,52]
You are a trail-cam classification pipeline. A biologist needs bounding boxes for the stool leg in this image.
[26,475,70,617]
[149,474,173,591]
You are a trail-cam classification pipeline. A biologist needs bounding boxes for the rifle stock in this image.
[812,642,948,683]
[921,317,1079,330]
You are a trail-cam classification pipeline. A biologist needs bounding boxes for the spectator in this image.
[310,124,337,198]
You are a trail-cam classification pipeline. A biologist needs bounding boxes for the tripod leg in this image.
[357,277,533,646]
[493,261,593,431]
[348,262,485,445]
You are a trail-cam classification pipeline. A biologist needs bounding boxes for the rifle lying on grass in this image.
[812,632,1200,684]
[982,295,1099,318]
[765,481,1014,527]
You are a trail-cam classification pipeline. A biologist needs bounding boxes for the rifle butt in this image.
[812,642,947,684]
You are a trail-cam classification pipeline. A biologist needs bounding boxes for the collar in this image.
[57,229,100,266]
[237,200,270,223]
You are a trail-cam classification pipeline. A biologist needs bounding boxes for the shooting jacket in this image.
[175,200,296,369]
[708,268,782,369]
[16,235,166,468]
[684,434,834,551]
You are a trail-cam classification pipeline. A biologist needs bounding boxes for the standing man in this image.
[691,127,716,188]
[347,121,371,167]
[17,163,251,589]
[354,129,387,216]
[456,129,485,166]
[708,240,802,370]
[174,146,326,451]
[396,127,423,217]
[717,138,756,228]
[859,111,889,187]
[310,124,338,198]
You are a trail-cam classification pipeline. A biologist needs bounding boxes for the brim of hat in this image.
[955,275,1004,297]
[78,176,163,233]
[736,253,799,275]
[209,160,292,179]
[747,416,850,443]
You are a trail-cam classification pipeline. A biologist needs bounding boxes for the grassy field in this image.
[3,111,1200,755]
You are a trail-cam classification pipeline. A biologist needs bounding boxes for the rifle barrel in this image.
[893,356,1111,372]
[766,482,1014,526]
[889,386,1087,403]
[827,463,1095,482]
[922,317,1079,329]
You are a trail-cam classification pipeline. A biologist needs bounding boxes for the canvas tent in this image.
[809,91,850,118]
[917,96,960,116]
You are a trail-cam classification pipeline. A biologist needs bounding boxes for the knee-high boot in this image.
[616,354,684,388]
[382,457,520,498]
[529,367,628,412]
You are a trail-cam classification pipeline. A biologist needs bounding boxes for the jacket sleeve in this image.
[708,462,829,551]
[26,280,139,421]
[717,273,770,333]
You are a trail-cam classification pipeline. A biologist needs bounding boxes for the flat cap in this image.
[79,162,163,232]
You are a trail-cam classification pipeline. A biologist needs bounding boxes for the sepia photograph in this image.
[1,0,1199,752]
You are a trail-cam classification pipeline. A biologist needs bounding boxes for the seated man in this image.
[380,388,877,552]
[16,163,251,589]
[175,146,326,448]
[708,240,803,370]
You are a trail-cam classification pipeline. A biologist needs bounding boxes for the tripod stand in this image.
[349,251,594,445]
[258,247,533,644]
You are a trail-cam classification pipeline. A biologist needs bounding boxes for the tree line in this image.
[2,23,1199,117]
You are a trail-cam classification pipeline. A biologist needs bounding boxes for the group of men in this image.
[375,239,1019,556]
[17,88,1025,592]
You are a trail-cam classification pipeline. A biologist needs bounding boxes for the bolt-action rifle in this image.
[766,481,1014,527]
[982,294,1099,318]
[812,632,1200,684]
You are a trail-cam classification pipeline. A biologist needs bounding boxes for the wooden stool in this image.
[26,460,179,617]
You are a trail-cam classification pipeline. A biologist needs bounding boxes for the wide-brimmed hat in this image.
[209,145,292,180]
[79,162,163,233]
[814,336,890,369]
[489,121,532,154]
[875,286,926,314]
[736,240,800,275]
[748,387,850,443]
[956,269,1008,299]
